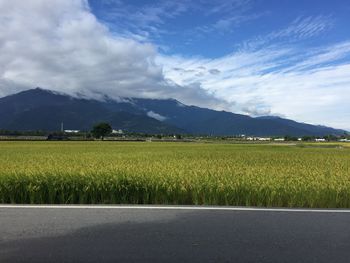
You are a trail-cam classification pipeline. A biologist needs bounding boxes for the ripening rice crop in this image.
[0,141,350,207]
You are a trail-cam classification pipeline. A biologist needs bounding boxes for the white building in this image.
[246,137,255,141]
[112,129,123,134]
[246,137,271,141]
[258,137,271,141]
[64,130,80,133]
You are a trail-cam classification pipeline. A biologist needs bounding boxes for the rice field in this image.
[0,141,350,207]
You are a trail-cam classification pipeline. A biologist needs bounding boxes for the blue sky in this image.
[0,0,349,130]
[88,0,350,57]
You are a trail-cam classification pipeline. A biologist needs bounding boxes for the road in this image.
[1,205,350,262]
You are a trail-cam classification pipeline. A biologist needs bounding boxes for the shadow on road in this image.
[1,210,349,262]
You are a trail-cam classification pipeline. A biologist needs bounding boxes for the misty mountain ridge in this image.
[0,88,346,136]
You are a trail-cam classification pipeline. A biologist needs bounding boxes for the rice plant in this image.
[0,141,349,207]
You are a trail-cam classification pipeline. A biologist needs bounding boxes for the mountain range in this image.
[0,88,346,136]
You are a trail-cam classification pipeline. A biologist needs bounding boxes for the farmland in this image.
[0,141,350,208]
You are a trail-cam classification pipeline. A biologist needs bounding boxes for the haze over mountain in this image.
[0,88,346,136]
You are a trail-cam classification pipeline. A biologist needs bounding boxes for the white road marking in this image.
[0,205,350,213]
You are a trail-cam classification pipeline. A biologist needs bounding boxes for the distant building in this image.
[258,137,271,141]
[112,129,123,134]
[274,138,285,141]
[339,139,350,142]
[246,137,271,141]
[315,138,326,142]
[64,130,80,133]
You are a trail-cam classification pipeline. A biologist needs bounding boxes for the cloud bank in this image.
[159,41,350,129]
[0,0,225,109]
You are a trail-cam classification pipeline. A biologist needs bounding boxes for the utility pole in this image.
[61,122,64,133]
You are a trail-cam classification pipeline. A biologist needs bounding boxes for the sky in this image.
[0,0,349,130]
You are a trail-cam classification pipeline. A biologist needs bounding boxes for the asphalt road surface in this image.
[1,205,350,263]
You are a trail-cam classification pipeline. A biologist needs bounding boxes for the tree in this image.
[284,135,298,141]
[302,136,314,141]
[91,122,112,140]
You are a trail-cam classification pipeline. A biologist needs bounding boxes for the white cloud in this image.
[241,15,334,50]
[147,111,167,121]
[158,42,350,130]
[275,15,334,39]
[0,0,225,108]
